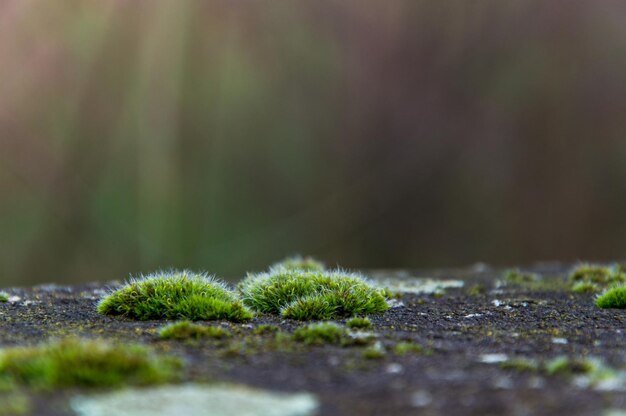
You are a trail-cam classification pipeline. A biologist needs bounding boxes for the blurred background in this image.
[1,1,626,286]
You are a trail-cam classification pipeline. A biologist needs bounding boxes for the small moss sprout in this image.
[159,321,231,340]
[270,256,326,272]
[97,271,253,322]
[346,317,372,329]
[292,322,346,345]
[568,264,625,293]
[0,292,8,303]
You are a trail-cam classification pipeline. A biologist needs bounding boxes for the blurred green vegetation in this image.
[1,1,626,285]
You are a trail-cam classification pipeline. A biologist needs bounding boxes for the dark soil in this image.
[1,264,624,415]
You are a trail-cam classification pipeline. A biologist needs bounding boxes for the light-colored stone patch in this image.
[479,353,508,364]
[70,383,319,416]
[372,275,464,294]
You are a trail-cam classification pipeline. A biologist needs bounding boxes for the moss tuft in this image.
[503,269,538,284]
[239,269,389,320]
[270,256,325,272]
[545,356,595,376]
[159,321,231,340]
[252,324,280,335]
[292,322,346,345]
[0,292,8,303]
[0,338,181,390]
[595,285,626,309]
[393,342,429,356]
[362,346,386,360]
[569,264,625,285]
[97,271,253,321]
[500,358,539,372]
[346,317,372,329]
[572,281,599,293]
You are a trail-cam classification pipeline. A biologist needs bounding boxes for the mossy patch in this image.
[346,317,372,329]
[545,356,595,376]
[292,322,346,346]
[500,358,539,372]
[362,346,386,360]
[97,271,253,322]
[595,285,626,309]
[239,269,389,320]
[159,321,231,340]
[0,292,8,303]
[270,256,325,272]
[503,269,539,284]
[252,324,280,335]
[0,338,181,390]
[393,342,430,356]
[568,264,626,293]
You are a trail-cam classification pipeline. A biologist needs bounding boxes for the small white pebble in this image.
[8,296,21,303]
[387,299,405,308]
[327,356,340,366]
[464,314,482,318]
[493,376,514,389]
[552,338,568,345]
[410,390,432,408]
[491,300,502,307]
[386,363,403,374]
[479,353,508,364]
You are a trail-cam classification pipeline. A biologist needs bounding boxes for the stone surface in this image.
[70,384,318,416]
[0,264,625,415]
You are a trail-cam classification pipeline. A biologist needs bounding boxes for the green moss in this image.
[159,321,231,340]
[270,256,325,272]
[595,285,626,309]
[239,269,389,320]
[292,322,345,345]
[0,338,181,390]
[571,281,599,293]
[467,284,486,296]
[503,269,538,284]
[500,358,539,372]
[97,271,253,321]
[252,324,279,335]
[346,317,372,329]
[393,342,430,356]
[0,293,8,303]
[545,356,595,376]
[569,264,626,286]
[362,346,386,360]
[0,391,30,415]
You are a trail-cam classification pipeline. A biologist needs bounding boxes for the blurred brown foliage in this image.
[1,1,626,285]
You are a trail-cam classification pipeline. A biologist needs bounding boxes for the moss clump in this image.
[545,356,595,376]
[97,271,253,322]
[500,358,539,372]
[503,269,538,284]
[569,264,625,289]
[362,346,386,359]
[270,256,325,272]
[0,391,30,415]
[252,324,280,335]
[346,317,372,329]
[0,293,8,303]
[239,269,389,320]
[292,322,346,345]
[0,338,181,390]
[159,321,231,340]
[595,285,626,309]
[393,342,430,356]
[572,281,599,293]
